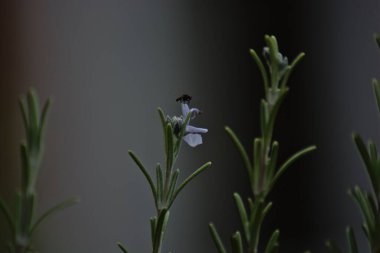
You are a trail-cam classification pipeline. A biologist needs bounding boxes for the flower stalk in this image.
[209,35,316,253]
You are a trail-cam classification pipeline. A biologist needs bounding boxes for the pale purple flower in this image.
[180,102,208,147]
[167,95,208,147]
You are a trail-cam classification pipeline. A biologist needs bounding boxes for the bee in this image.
[176,94,192,103]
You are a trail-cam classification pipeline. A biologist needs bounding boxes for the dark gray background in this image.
[0,1,379,252]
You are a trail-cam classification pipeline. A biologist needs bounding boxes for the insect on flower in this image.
[170,94,208,147]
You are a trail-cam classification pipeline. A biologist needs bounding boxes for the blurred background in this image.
[0,0,380,252]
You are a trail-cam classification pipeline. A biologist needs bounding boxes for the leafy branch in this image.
[325,34,380,253]
[0,89,79,253]
[209,35,316,253]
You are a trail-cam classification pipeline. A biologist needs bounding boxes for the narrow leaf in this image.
[231,231,243,253]
[167,169,179,204]
[346,227,358,253]
[150,216,157,245]
[266,141,279,184]
[153,209,170,251]
[19,98,29,131]
[156,164,163,207]
[233,193,250,241]
[374,33,380,49]
[30,197,79,234]
[168,162,211,208]
[117,242,128,253]
[157,107,168,158]
[350,187,376,233]
[27,89,40,132]
[253,138,262,190]
[38,98,52,143]
[157,107,167,133]
[20,143,30,192]
[265,230,280,253]
[166,123,174,171]
[0,197,15,235]
[208,223,227,253]
[280,52,305,88]
[271,146,316,189]
[373,79,380,114]
[264,35,278,75]
[262,202,273,222]
[250,49,269,92]
[128,150,157,202]
[225,126,252,175]
[353,133,378,193]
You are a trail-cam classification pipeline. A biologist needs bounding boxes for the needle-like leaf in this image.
[158,108,168,158]
[0,197,15,235]
[117,242,129,253]
[225,127,252,175]
[266,141,279,184]
[271,146,316,189]
[128,150,157,203]
[353,133,378,194]
[264,230,280,253]
[153,209,169,252]
[167,169,179,204]
[156,164,163,207]
[250,49,269,92]
[38,98,52,144]
[373,79,380,114]
[27,89,40,134]
[30,197,79,234]
[150,216,157,245]
[346,227,358,253]
[374,33,380,50]
[166,124,174,171]
[280,52,305,88]
[233,193,250,241]
[168,162,211,208]
[19,98,29,131]
[231,231,243,253]
[209,223,227,253]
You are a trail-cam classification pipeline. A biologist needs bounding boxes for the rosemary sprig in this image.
[121,98,211,253]
[0,88,79,253]
[325,34,380,253]
[209,35,316,253]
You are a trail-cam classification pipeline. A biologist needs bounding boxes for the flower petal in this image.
[181,103,190,117]
[186,125,208,134]
[189,108,201,119]
[183,133,203,147]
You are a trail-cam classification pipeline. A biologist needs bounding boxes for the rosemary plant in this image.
[0,89,79,253]
[119,95,211,253]
[208,35,316,253]
[325,35,380,253]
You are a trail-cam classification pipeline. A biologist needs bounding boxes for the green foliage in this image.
[209,35,315,253]
[325,34,380,253]
[0,89,78,253]
[124,107,211,253]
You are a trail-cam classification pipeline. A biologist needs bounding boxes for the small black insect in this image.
[176,94,192,103]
